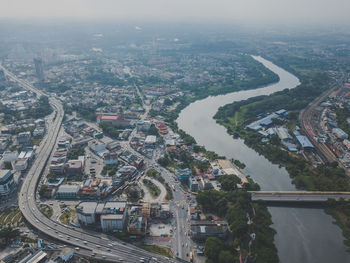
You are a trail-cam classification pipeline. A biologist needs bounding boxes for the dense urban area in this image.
[0,22,350,263]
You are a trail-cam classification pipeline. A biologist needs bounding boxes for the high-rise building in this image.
[33,58,45,83]
[0,69,7,87]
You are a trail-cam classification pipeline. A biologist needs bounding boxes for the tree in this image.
[39,184,48,197]
[148,124,159,136]
[219,174,241,191]
[205,237,223,260]
[218,250,236,263]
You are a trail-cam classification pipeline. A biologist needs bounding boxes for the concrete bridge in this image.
[249,191,350,203]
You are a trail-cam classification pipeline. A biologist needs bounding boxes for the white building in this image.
[101,214,124,232]
[144,135,157,148]
[76,202,97,226]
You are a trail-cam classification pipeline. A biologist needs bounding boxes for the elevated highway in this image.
[0,65,176,263]
[250,191,350,203]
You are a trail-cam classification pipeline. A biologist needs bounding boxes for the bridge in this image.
[250,191,350,203]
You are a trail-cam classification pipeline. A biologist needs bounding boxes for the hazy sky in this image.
[1,0,350,25]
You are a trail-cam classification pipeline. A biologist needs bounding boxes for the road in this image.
[251,191,350,202]
[1,65,177,263]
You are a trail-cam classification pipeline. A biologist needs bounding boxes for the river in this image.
[177,56,350,263]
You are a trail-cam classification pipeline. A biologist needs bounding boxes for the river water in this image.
[177,56,350,263]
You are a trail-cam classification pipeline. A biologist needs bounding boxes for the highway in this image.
[0,65,177,263]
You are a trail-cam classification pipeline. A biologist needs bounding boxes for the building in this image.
[188,176,199,192]
[144,135,157,148]
[333,128,348,140]
[56,184,80,199]
[88,140,108,157]
[0,170,16,197]
[76,201,127,232]
[276,127,292,142]
[104,152,118,166]
[97,113,131,127]
[17,131,31,145]
[176,168,192,181]
[65,160,83,176]
[190,221,229,241]
[136,121,151,132]
[76,202,97,226]
[34,58,45,83]
[295,135,314,149]
[14,158,28,171]
[100,214,124,232]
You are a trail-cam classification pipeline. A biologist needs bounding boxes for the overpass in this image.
[1,65,176,263]
[250,191,350,203]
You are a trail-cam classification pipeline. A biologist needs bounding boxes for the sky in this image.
[0,0,350,26]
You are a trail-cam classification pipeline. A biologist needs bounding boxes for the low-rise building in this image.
[176,168,192,182]
[333,128,348,140]
[56,184,80,199]
[190,221,229,241]
[65,160,83,176]
[17,131,31,145]
[104,152,118,166]
[144,135,157,148]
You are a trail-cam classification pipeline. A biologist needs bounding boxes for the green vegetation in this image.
[39,184,48,197]
[125,185,144,202]
[148,124,159,136]
[139,245,173,258]
[146,168,165,183]
[40,204,53,218]
[59,208,76,225]
[325,199,350,250]
[233,159,246,169]
[197,190,278,263]
[143,178,160,197]
[102,164,118,176]
[0,208,23,227]
[3,161,12,170]
[0,227,20,249]
[146,168,173,200]
[26,96,53,119]
[67,145,85,160]
[213,54,350,250]
[99,121,121,139]
[336,107,350,136]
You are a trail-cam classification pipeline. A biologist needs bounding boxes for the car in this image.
[102,256,106,259]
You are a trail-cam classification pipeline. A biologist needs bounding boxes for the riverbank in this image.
[214,59,350,251]
[177,55,350,263]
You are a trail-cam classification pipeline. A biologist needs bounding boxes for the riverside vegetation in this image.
[214,54,350,251]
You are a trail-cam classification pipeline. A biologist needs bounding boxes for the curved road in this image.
[1,65,176,263]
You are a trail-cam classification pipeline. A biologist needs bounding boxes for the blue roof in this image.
[296,135,314,148]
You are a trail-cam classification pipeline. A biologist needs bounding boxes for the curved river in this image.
[177,56,350,263]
